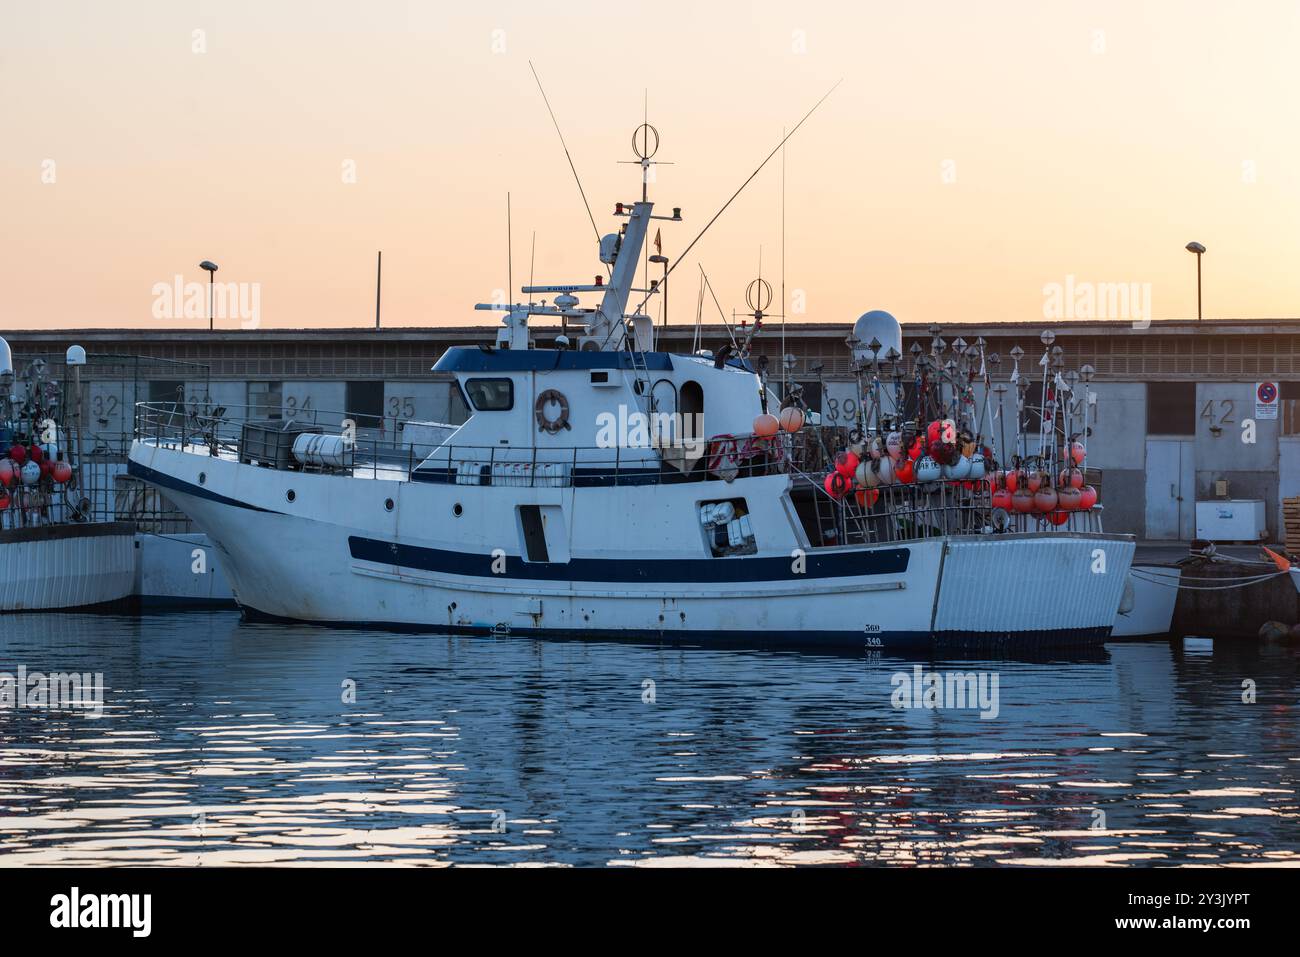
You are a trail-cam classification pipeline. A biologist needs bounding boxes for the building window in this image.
[788,380,821,414]
[1281,382,1300,436]
[247,381,283,420]
[1146,382,1195,435]
[345,381,385,429]
[148,380,186,411]
[465,378,514,411]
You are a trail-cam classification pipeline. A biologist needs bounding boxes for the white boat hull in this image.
[128,442,1134,648]
[1112,563,1180,637]
[0,523,136,612]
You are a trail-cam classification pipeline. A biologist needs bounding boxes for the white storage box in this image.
[1194,499,1266,542]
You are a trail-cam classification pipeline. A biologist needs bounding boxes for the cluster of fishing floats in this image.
[0,443,75,508]
[0,356,78,522]
[786,326,1102,525]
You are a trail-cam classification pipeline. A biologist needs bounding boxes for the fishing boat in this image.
[0,339,135,611]
[126,126,1134,647]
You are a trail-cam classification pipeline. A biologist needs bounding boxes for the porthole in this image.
[384,498,394,512]
[198,472,206,485]
[453,503,463,517]
[286,489,296,503]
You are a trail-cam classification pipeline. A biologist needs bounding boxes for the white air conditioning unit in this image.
[1195,499,1266,542]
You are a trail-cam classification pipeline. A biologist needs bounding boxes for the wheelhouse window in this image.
[465,378,514,411]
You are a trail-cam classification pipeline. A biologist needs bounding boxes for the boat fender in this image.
[535,389,571,434]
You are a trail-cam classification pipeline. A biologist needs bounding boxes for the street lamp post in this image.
[199,260,219,331]
[1185,242,1205,320]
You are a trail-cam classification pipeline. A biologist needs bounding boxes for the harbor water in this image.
[0,611,1297,867]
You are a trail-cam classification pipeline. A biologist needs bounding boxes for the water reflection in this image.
[0,612,1296,866]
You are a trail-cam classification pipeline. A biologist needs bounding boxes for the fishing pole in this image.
[630,80,842,318]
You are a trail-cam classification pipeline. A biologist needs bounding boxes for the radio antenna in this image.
[529,61,603,251]
[632,79,841,316]
[781,126,787,393]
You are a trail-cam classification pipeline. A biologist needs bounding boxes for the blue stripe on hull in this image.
[128,460,279,513]
[128,456,911,582]
[410,465,664,487]
[347,535,910,583]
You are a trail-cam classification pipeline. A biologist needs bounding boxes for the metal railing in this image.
[0,447,191,532]
[131,401,1107,544]
[132,401,799,488]
[790,466,1105,547]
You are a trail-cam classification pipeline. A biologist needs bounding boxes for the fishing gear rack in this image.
[3,353,210,529]
[785,326,1107,547]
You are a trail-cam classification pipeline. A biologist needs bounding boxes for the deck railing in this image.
[0,448,191,531]
[131,401,1106,543]
[132,400,800,487]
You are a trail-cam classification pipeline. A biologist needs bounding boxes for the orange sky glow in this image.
[4,0,1299,331]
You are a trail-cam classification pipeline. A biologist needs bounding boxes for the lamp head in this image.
[1185,242,1205,255]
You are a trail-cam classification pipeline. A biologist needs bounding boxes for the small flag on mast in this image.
[653,228,662,255]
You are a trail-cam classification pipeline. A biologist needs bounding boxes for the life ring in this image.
[534,389,570,434]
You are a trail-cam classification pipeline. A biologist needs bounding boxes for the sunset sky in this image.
[4,0,1299,330]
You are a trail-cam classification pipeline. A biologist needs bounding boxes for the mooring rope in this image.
[1129,569,1288,591]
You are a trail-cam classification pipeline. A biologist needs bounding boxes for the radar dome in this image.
[851,310,902,363]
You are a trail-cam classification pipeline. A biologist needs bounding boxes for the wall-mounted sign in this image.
[1255,381,1279,420]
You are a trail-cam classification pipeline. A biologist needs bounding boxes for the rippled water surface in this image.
[1,611,1297,867]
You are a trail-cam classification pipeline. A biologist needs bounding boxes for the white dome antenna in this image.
[851,310,902,363]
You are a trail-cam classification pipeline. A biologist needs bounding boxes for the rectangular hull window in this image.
[699,498,757,557]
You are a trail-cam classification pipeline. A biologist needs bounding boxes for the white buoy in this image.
[915,456,941,483]
[878,456,895,484]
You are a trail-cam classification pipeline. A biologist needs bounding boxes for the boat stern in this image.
[932,532,1135,645]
